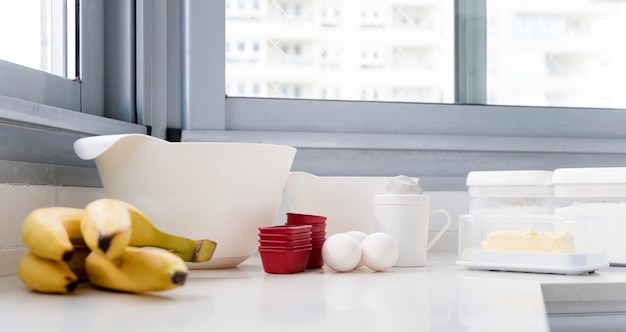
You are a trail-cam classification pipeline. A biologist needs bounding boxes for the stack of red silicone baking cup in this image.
[258,224,313,274]
[285,212,327,268]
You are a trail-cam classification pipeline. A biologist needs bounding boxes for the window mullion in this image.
[49,0,67,77]
[455,0,486,104]
[103,0,136,123]
[180,0,225,131]
[137,0,188,139]
[79,0,104,116]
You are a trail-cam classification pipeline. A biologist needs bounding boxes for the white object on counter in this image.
[374,194,451,267]
[466,170,554,215]
[385,175,423,194]
[323,232,399,272]
[457,214,609,275]
[457,250,608,275]
[344,231,368,268]
[284,171,419,236]
[360,232,399,271]
[553,167,626,265]
[322,233,362,272]
[74,134,296,269]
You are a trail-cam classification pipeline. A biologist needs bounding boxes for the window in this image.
[225,0,626,110]
[486,0,626,109]
[213,1,626,190]
[5,1,626,191]
[225,0,455,103]
[0,1,145,186]
[0,1,75,78]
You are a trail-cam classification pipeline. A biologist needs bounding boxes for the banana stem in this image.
[153,231,198,261]
[126,203,215,262]
[133,228,197,261]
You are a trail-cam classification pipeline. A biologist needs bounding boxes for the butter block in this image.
[481,228,575,253]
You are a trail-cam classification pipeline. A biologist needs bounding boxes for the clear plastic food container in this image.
[457,214,608,275]
[466,170,554,215]
[553,167,626,265]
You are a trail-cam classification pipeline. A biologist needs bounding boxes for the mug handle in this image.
[426,209,452,251]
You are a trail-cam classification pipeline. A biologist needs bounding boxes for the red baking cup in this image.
[286,221,326,233]
[309,223,327,233]
[311,234,326,241]
[259,232,313,242]
[286,212,327,225]
[259,248,312,274]
[259,230,312,237]
[258,224,313,235]
[311,242,325,248]
[259,244,313,251]
[306,247,324,269]
[260,237,312,244]
[311,239,326,248]
[259,238,312,247]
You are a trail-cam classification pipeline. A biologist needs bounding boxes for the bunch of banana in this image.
[85,246,190,293]
[81,199,217,262]
[17,198,217,294]
[18,207,84,293]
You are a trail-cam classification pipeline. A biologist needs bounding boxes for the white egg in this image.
[322,233,362,272]
[344,231,367,243]
[361,232,399,272]
[344,231,368,268]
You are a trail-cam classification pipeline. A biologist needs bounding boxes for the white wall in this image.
[0,184,106,276]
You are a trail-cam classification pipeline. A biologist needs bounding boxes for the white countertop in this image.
[2,251,626,332]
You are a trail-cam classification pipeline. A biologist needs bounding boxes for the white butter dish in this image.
[457,214,608,275]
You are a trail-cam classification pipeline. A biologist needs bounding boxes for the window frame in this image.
[0,0,146,187]
[175,0,626,191]
[4,0,626,190]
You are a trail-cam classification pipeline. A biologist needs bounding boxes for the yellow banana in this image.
[66,245,91,282]
[21,207,84,262]
[82,198,217,262]
[124,202,217,262]
[85,246,189,293]
[17,251,79,294]
[81,198,132,260]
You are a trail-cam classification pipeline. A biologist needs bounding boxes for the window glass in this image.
[486,0,626,108]
[225,0,455,103]
[227,0,626,109]
[0,0,76,78]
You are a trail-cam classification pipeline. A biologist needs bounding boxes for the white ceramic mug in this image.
[374,194,451,267]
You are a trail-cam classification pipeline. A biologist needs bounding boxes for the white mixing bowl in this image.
[74,134,296,269]
[284,172,419,236]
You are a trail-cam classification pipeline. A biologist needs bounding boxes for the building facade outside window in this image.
[226,0,626,109]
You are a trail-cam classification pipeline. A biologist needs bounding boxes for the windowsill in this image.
[0,95,145,137]
[182,127,626,191]
[0,95,146,186]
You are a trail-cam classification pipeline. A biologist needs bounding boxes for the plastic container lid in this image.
[553,167,626,197]
[466,170,554,186]
[553,167,626,184]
